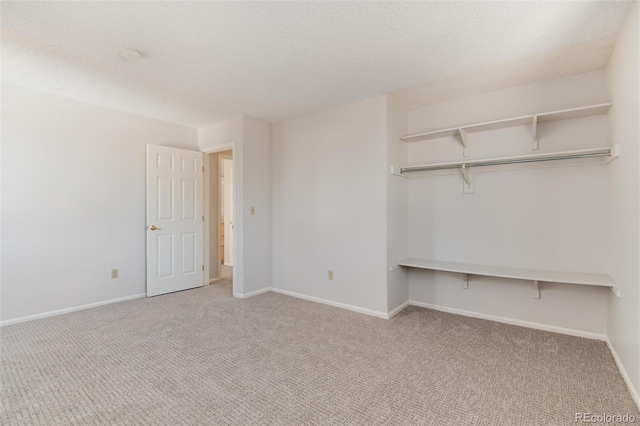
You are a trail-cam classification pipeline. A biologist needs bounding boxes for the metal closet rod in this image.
[400,147,613,174]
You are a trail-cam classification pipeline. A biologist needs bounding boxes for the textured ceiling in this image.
[1,1,633,128]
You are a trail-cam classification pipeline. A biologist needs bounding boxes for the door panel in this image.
[157,234,174,278]
[157,177,174,220]
[181,178,197,220]
[181,232,197,273]
[147,145,203,297]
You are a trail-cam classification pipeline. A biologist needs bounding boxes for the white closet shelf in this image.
[398,257,618,298]
[400,103,612,144]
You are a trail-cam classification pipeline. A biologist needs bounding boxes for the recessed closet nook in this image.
[383,69,636,341]
[398,101,616,291]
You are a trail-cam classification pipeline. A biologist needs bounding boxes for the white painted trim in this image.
[1,294,147,327]
[408,300,607,341]
[270,287,388,319]
[209,278,221,284]
[233,287,270,299]
[387,301,410,319]
[606,337,640,410]
[200,141,235,154]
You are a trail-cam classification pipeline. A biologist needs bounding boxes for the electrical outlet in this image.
[250,206,255,215]
[328,270,334,280]
[111,269,119,279]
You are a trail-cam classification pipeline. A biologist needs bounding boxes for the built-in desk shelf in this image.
[398,257,618,298]
[400,103,612,156]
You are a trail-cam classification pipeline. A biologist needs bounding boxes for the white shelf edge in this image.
[398,257,614,288]
[400,103,612,143]
[536,103,612,123]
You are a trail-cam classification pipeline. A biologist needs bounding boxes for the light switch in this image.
[250,206,255,215]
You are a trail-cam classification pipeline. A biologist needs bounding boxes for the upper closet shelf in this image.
[400,103,612,156]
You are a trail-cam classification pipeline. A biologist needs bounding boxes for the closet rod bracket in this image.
[461,164,473,194]
[605,144,621,164]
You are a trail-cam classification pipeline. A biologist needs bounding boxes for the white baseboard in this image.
[387,301,410,319]
[1,293,147,327]
[606,337,640,410]
[209,278,221,284]
[233,287,270,299]
[408,300,607,341]
[270,287,389,319]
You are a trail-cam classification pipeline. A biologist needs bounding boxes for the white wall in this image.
[405,71,611,335]
[199,117,243,149]
[241,117,271,294]
[270,97,389,314]
[198,116,271,295]
[1,84,198,322]
[386,97,409,312]
[605,1,640,400]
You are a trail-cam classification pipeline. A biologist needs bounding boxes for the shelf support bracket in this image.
[461,164,473,194]
[461,273,469,289]
[458,128,469,157]
[531,115,539,150]
[533,280,540,299]
[611,286,621,298]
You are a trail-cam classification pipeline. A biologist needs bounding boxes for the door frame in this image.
[220,153,233,268]
[201,143,237,295]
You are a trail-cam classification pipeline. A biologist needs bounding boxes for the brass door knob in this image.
[149,225,162,231]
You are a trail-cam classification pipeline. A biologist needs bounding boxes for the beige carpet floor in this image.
[1,281,638,425]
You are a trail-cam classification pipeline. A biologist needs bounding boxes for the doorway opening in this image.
[208,150,233,286]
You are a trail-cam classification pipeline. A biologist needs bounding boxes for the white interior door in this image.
[147,145,203,297]
[223,158,234,266]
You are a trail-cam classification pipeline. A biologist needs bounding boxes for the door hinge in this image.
[202,166,204,172]
[202,215,204,221]
[202,265,204,271]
